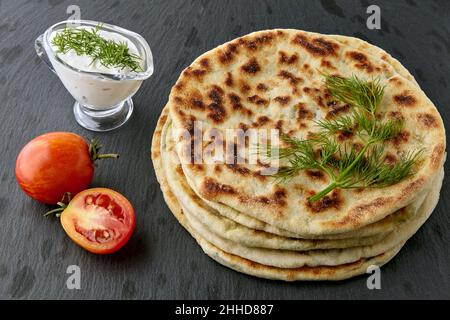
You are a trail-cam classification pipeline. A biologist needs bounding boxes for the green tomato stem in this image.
[96,153,120,159]
[44,203,67,217]
[89,138,119,162]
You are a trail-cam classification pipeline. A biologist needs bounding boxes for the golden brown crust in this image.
[198,238,403,281]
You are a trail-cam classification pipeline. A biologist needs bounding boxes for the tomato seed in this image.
[96,194,111,208]
[85,195,94,205]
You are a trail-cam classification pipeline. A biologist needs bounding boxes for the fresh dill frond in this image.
[51,24,143,72]
[272,136,318,182]
[266,74,423,202]
[315,113,355,135]
[274,136,318,172]
[337,146,424,189]
[317,135,339,165]
[330,144,360,174]
[277,135,316,159]
[336,144,386,188]
[361,148,424,188]
[371,118,404,142]
[273,156,312,183]
[324,74,385,113]
[272,135,338,183]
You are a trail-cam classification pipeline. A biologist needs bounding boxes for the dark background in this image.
[0,0,449,300]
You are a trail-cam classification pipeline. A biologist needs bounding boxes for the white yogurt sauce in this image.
[48,26,143,110]
[49,27,141,74]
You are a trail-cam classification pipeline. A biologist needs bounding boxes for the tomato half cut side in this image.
[60,188,135,254]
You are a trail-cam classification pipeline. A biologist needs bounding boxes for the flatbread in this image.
[152,29,446,280]
[168,29,446,236]
[151,108,412,280]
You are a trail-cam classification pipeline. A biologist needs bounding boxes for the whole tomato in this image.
[15,132,118,204]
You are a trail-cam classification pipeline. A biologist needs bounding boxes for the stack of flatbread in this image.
[152,30,446,281]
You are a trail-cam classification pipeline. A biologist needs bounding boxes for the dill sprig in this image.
[51,24,143,72]
[324,74,384,113]
[270,74,423,202]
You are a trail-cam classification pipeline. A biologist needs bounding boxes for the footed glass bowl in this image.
[35,20,154,131]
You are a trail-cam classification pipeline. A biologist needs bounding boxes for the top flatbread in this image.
[167,29,445,237]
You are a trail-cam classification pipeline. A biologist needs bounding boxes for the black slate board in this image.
[0,0,449,300]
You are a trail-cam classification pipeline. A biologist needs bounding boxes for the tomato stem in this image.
[89,138,119,162]
[44,193,71,217]
[96,153,120,159]
[44,202,67,217]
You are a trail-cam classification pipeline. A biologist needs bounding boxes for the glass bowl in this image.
[35,20,154,131]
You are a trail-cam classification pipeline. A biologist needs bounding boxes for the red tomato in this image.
[15,132,116,204]
[60,188,135,254]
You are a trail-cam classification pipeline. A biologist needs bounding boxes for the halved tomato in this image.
[60,188,135,254]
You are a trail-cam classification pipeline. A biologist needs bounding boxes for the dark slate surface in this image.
[0,0,449,300]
